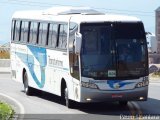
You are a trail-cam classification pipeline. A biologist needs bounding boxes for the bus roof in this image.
[12,6,141,23]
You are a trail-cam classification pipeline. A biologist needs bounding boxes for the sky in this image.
[0,0,160,44]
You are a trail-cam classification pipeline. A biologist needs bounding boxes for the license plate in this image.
[112,94,123,98]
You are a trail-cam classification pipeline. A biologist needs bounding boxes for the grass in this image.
[0,51,10,59]
[0,102,14,120]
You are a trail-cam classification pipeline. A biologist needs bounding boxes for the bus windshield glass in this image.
[80,22,148,79]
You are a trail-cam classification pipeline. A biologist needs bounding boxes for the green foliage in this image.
[0,102,14,120]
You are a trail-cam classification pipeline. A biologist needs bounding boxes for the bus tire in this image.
[64,87,74,108]
[23,72,32,96]
[119,101,128,106]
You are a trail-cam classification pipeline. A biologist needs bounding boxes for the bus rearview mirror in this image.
[74,32,82,54]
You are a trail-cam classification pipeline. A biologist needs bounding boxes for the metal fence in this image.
[0,47,10,51]
[0,59,10,67]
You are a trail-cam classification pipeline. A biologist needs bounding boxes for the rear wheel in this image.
[23,72,32,95]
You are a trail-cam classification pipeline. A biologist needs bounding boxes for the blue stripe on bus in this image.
[63,68,69,71]
[107,80,135,89]
[16,45,47,88]
[16,52,46,88]
[27,45,47,67]
[16,45,69,88]
[48,65,69,71]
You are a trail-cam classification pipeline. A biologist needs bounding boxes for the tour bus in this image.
[11,7,149,108]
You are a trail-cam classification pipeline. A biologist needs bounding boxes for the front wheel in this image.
[23,72,33,95]
[64,87,74,108]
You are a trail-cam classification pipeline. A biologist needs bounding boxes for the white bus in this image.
[11,7,149,108]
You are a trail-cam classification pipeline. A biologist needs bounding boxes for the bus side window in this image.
[69,22,79,80]
[38,22,48,46]
[14,20,21,42]
[69,22,78,52]
[58,24,67,50]
[29,22,38,45]
[48,23,58,48]
[20,21,29,43]
[11,20,16,41]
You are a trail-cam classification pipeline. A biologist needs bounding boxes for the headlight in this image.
[135,77,149,88]
[81,81,99,89]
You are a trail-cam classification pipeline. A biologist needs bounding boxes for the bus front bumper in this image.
[80,86,148,103]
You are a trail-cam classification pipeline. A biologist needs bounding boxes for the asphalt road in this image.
[0,73,160,120]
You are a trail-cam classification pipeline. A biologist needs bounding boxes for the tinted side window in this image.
[11,20,16,41]
[14,20,21,41]
[69,22,78,51]
[20,21,29,43]
[29,22,38,45]
[38,23,48,46]
[69,23,79,79]
[58,24,67,49]
[48,23,58,48]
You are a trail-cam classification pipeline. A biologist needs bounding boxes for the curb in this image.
[0,71,11,74]
[0,67,11,74]
[0,93,25,119]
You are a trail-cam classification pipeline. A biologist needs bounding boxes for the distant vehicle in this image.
[10,7,149,108]
[149,64,159,73]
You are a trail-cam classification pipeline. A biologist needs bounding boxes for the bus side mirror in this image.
[74,32,82,54]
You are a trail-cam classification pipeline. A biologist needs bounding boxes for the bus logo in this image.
[107,80,135,89]
[113,83,120,89]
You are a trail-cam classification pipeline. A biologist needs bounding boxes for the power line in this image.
[7,0,76,8]
[9,0,154,14]
[0,1,10,5]
[9,0,153,13]
[2,0,155,17]
[106,12,155,17]
[2,0,50,8]
[93,7,154,14]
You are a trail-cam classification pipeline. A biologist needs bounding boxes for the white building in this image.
[156,7,160,53]
[146,33,157,53]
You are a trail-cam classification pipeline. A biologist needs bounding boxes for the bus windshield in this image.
[80,22,148,79]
